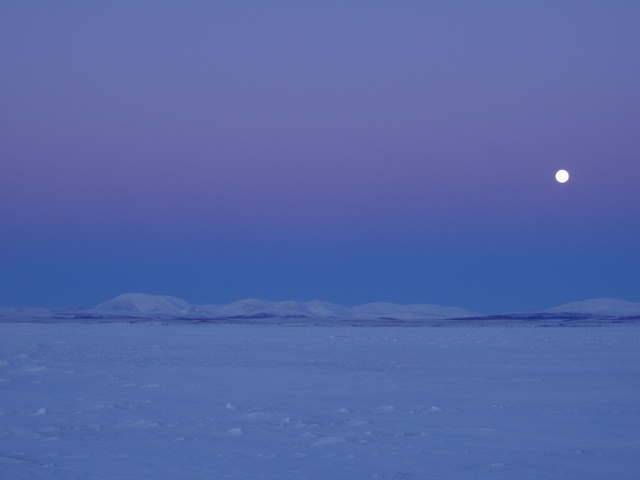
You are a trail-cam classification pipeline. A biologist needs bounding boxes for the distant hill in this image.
[90,293,481,320]
[95,293,196,315]
[545,298,640,317]
[3,294,639,323]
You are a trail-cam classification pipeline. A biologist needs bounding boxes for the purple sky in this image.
[2,1,639,312]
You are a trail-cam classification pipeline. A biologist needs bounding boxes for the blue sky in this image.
[1,1,639,312]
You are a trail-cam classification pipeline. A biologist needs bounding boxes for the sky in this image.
[1,1,639,313]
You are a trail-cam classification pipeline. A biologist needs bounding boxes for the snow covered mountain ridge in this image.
[89,294,640,320]
[93,294,480,320]
[2,295,639,321]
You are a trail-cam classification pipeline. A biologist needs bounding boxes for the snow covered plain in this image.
[1,321,639,479]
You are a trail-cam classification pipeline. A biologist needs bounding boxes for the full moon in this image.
[555,169,569,183]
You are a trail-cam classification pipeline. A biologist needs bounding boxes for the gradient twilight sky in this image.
[1,1,639,313]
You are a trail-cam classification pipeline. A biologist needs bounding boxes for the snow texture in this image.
[0,321,639,479]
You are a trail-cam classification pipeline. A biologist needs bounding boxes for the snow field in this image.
[0,323,639,479]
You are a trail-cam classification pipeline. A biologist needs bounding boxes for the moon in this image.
[555,169,569,183]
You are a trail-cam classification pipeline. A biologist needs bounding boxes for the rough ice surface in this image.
[1,322,639,479]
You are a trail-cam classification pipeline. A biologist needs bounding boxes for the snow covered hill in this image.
[197,299,355,319]
[88,294,480,320]
[94,293,200,316]
[546,298,640,317]
[3,294,640,322]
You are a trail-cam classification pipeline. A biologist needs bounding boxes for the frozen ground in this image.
[1,322,639,479]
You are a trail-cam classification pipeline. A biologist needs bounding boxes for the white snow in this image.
[0,321,638,479]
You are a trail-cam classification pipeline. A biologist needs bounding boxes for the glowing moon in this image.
[555,169,569,183]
